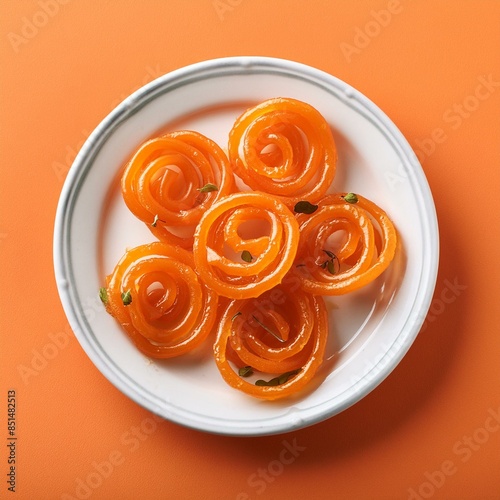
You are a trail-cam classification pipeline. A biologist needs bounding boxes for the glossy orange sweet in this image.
[293,193,398,295]
[104,242,218,358]
[228,98,337,207]
[193,191,300,299]
[122,130,234,248]
[213,284,328,400]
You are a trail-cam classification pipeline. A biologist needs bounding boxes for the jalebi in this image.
[103,242,218,358]
[193,191,299,299]
[293,193,397,295]
[122,130,234,248]
[228,97,337,207]
[213,284,328,400]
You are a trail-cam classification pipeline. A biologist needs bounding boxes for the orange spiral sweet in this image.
[293,193,397,295]
[103,242,218,358]
[122,130,234,248]
[213,284,328,400]
[193,191,300,299]
[228,97,337,207]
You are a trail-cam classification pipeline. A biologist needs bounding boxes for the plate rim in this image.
[53,56,439,436]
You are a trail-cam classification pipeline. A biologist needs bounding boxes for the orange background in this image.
[1,1,500,499]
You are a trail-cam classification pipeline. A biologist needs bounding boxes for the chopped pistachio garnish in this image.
[320,249,338,275]
[121,290,132,306]
[294,200,318,214]
[343,192,358,204]
[252,315,285,343]
[241,250,253,263]
[198,183,218,193]
[323,249,335,259]
[151,214,167,227]
[99,287,108,305]
[326,260,335,275]
[238,366,254,377]
[255,377,280,387]
[255,369,301,387]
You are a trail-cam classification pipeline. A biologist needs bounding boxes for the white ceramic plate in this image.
[54,57,439,436]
